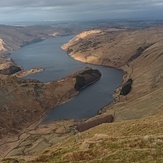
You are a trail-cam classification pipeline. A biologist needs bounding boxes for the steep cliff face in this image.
[62,27,163,120]
[0,38,7,55]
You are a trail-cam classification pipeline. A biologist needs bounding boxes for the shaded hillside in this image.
[0,25,75,56]
[0,74,76,139]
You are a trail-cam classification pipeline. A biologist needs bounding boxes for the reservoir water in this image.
[11,35,123,123]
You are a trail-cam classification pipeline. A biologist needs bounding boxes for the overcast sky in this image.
[0,0,163,23]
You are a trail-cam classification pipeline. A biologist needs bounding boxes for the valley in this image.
[0,22,163,162]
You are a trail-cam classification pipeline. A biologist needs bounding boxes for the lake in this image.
[11,35,123,123]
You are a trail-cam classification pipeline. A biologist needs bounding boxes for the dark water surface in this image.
[11,35,123,123]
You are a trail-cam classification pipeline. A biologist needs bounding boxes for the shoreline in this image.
[64,48,128,99]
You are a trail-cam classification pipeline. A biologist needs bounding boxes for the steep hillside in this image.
[62,28,163,67]
[0,25,68,56]
[7,110,162,163]
[0,74,76,137]
[62,27,163,120]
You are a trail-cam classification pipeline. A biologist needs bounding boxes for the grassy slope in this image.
[4,110,162,163]
[62,27,163,121]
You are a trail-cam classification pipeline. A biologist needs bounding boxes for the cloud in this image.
[0,0,86,7]
[0,0,163,22]
[0,0,162,8]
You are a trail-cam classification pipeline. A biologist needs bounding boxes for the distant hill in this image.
[0,25,74,56]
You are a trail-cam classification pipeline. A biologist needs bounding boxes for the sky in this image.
[0,0,163,23]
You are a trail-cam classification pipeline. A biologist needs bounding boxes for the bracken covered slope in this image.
[0,74,76,139]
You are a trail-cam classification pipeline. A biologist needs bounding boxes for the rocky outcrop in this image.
[12,67,44,78]
[74,67,101,91]
[0,58,21,75]
[128,45,153,62]
[120,78,133,96]
[0,58,45,77]
[0,65,21,75]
